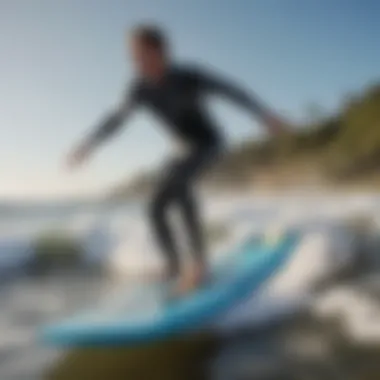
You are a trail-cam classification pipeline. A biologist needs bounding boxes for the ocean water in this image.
[1,192,380,379]
[0,200,144,379]
[0,275,117,379]
[0,200,142,235]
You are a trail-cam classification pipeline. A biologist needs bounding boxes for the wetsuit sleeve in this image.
[190,66,270,120]
[87,83,141,147]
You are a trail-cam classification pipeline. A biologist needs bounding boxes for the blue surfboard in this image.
[40,233,298,347]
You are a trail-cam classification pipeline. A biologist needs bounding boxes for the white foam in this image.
[0,193,378,336]
[313,283,380,344]
[1,193,378,273]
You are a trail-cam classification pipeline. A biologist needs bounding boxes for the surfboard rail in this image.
[40,232,299,347]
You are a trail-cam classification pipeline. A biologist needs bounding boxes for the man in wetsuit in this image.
[67,25,287,296]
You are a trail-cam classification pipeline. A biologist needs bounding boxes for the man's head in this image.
[129,24,169,80]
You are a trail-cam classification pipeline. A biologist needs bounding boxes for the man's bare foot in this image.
[171,263,207,298]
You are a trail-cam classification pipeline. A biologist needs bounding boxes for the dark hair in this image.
[132,24,168,54]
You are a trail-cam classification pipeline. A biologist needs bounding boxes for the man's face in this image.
[130,37,166,79]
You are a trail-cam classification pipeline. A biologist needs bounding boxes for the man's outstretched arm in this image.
[192,66,287,134]
[86,106,130,148]
[66,88,138,169]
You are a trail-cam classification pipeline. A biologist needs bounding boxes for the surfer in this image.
[66,24,288,297]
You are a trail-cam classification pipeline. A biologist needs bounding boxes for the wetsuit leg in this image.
[175,145,220,266]
[177,186,206,266]
[149,144,220,278]
[149,174,181,279]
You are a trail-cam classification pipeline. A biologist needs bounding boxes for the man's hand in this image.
[65,142,93,170]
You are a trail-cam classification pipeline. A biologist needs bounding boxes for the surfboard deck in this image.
[40,233,299,347]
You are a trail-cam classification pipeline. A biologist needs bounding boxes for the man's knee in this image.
[149,191,173,223]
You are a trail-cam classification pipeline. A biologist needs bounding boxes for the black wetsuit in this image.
[90,64,267,277]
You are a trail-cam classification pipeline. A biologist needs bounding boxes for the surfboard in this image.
[40,232,299,347]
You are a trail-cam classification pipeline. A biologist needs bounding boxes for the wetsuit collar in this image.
[139,64,173,87]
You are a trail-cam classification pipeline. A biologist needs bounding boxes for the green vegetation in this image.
[213,84,380,188]
[31,230,84,274]
[114,83,380,197]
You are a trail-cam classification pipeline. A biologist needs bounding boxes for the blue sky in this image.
[0,0,379,199]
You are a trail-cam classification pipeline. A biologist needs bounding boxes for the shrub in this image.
[31,230,84,274]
